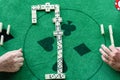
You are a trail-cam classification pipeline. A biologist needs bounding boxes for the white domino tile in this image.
[0,22,3,33]
[6,24,10,35]
[32,10,37,23]
[0,35,4,45]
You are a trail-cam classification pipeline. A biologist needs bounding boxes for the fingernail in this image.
[101,44,104,47]
[101,44,105,47]
[19,48,22,51]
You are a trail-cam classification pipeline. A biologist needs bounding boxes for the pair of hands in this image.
[0,45,120,72]
[99,44,120,71]
[0,49,24,72]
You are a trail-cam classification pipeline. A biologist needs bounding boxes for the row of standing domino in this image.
[0,22,10,45]
[100,24,114,46]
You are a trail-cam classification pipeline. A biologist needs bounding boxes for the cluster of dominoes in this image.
[31,2,61,24]
[31,2,65,80]
[0,22,11,46]
[100,24,114,46]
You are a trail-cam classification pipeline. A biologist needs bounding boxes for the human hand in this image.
[99,44,120,71]
[0,48,24,72]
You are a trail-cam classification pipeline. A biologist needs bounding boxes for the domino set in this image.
[100,24,115,46]
[31,2,65,80]
[0,22,11,46]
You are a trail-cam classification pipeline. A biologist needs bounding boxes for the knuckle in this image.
[112,54,116,58]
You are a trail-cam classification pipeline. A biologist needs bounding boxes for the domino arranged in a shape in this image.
[31,3,65,79]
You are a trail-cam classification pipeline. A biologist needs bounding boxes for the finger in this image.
[18,63,23,67]
[101,44,112,56]
[99,48,108,56]
[101,55,109,63]
[16,52,23,57]
[109,45,119,58]
[99,48,110,60]
[102,55,115,66]
[14,57,24,63]
[14,62,23,68]
[100,48,115,61]
[17,57,24,62]
[109,45,118,53]
[100,49,115,62]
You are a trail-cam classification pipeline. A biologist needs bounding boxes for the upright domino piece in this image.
[6,24,10,35]
[109,25,114,46]
[0,22,3,33]
[100,24,104,35]
[0,35,4,45]
[31,9,37,24]
[31,3,65,79]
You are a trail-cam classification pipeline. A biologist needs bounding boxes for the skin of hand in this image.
[0,48,24,72]
[99,44,120,71]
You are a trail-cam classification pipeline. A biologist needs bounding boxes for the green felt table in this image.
[0,0,120,80]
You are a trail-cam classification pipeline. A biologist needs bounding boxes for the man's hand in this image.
[99,44,120,71]
[0,48,24,72]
